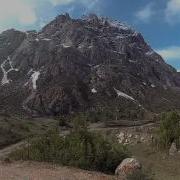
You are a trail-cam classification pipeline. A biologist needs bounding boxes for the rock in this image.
[124,141,130,145]
[117,132,125,144]
[128,134,133,138]
[140,137,145,142]
[169,142,178,156]
[115,158,142,178]
[135,135,139,139]
[125,139,129,144]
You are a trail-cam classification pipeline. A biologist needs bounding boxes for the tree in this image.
[156,111,180,149]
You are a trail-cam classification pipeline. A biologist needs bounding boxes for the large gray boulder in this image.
[115,158,142,179]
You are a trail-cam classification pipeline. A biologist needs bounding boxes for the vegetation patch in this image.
[10,115,129,174]
[154,111,180,149]
[0,115,58,148]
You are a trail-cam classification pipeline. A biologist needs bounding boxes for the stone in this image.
[169,142,178,156]
[117,132,125,144]
[115,158,142,178]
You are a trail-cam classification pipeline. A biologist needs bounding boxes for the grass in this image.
[0,115,58,148]
[9,128,129,174]
[129,143,180,180]
[2,112,180,179]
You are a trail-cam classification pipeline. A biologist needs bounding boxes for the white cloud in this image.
[47,0,99,8]
[156,46,180,60]
[48,0,75,6]
[0,0,100,31]
[135,3,155,23]
[165,0,180,23]
[0,0,37,25]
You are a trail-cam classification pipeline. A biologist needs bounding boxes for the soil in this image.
[0,161,114,180]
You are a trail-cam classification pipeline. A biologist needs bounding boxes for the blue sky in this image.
[0,0,179,70]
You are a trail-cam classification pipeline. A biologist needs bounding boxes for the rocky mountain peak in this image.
[0,14,180,117]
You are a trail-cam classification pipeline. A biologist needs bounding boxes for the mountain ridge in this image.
[0,13,180,118]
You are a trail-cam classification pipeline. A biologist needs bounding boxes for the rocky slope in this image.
[0,13,180,118]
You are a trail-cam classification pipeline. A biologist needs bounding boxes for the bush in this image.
[155,111,180,149]
[58,116,67,127]
[10,116,129,174]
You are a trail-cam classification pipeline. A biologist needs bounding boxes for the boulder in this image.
[115,158,142,179]
[169,142,177,156]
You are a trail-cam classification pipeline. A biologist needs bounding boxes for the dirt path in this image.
[0,140,115,180]
[0,161,114,180]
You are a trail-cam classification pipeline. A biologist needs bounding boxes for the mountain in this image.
[0,13,180,119]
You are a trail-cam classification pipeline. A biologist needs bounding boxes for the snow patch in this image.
[62,44,71,48]
[146,50,155,56]
[128,60,137,63]
[35,38,39,42]
[133,32,139,36]
[31,71,40,90]
[27,68,33,75]
[114,88,135,101]
[25,32,29,37]
[116,35,125,39]
[9,61,19,72]
[91,88,97,93]
[88,45,93,49]
[24,82,29,87]
[42,38,51,41]
[151,84,156,88]
[88,64,93,67]
[108,20,130,31]
[1,57,18,85]
[78,44,85,49]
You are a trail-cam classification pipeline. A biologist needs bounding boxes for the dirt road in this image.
[0,161,114,180]
[0,141,114,180]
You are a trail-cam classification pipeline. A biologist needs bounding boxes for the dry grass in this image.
[130,144,180,180]
[0,115,58,148]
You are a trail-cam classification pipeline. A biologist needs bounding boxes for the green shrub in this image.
[155,111,180,149]
[10,116,129,173]
[58,116,67,127]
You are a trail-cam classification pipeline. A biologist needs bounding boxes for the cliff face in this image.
[0,14,180,117]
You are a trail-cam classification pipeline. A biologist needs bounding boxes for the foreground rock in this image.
[115,158,142,179]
